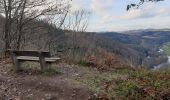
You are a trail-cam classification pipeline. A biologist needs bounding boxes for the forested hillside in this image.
[1,14,170,69]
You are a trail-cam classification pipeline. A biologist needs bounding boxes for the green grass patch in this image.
[70,69,128,99]
[18,62,61,76]
[78,59,90,66]
[20,62,41,71]
[43,67,62,76]
[115,80,146,99]
[114,69,170,99]
[162,42,170,56]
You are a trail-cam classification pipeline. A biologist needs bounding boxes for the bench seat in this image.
[17,56,61,62]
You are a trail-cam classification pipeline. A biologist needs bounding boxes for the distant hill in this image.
[100,29,170,49]
[99,32,141,44]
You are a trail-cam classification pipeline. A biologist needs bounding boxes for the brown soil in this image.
[0,59,95,100]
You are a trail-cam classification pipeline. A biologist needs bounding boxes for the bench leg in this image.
[39,57,46,72]
[40,61,46,71]
[12,59,20,72]
[11,53,20,72]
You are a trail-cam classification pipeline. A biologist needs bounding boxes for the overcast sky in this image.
[71,0,170,32]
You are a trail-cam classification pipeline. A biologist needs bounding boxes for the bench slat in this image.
[17,56,60,62]
[7,50,51,57]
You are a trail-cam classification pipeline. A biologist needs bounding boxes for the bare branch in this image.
[127,0,164,11]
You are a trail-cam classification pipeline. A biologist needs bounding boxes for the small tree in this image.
[64,9,91,60]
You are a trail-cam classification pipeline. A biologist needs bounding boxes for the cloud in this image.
[71,0,170,32]
[101,2,170,22]
[112,16,170,32]
[91,0,114,15]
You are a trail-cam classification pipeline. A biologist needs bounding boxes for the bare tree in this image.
[0,0,71,52]
[63,9,91,60]
[64,9,91,32]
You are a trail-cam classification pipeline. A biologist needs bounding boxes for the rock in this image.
[18,92,21,95]
[26,94,33,98]
[13,88,17,92]
[39,82,42,85]
[45,94,53,100]
[27,89,31,92]
[14,97,20,100]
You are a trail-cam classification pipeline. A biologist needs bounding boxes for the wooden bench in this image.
[7,50,60,72]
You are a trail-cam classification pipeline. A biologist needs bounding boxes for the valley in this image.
[100,29,170,69]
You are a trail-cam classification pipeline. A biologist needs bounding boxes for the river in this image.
[153,48,170,70]
[153,56,170,70]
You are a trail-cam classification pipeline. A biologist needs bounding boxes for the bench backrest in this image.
[7,50,51,57]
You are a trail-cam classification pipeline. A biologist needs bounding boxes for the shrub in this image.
[78,59,93,66]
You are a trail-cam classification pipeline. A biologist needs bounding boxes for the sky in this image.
[71,0,170,32]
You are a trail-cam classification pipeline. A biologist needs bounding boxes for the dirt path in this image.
[0,60,94,100]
